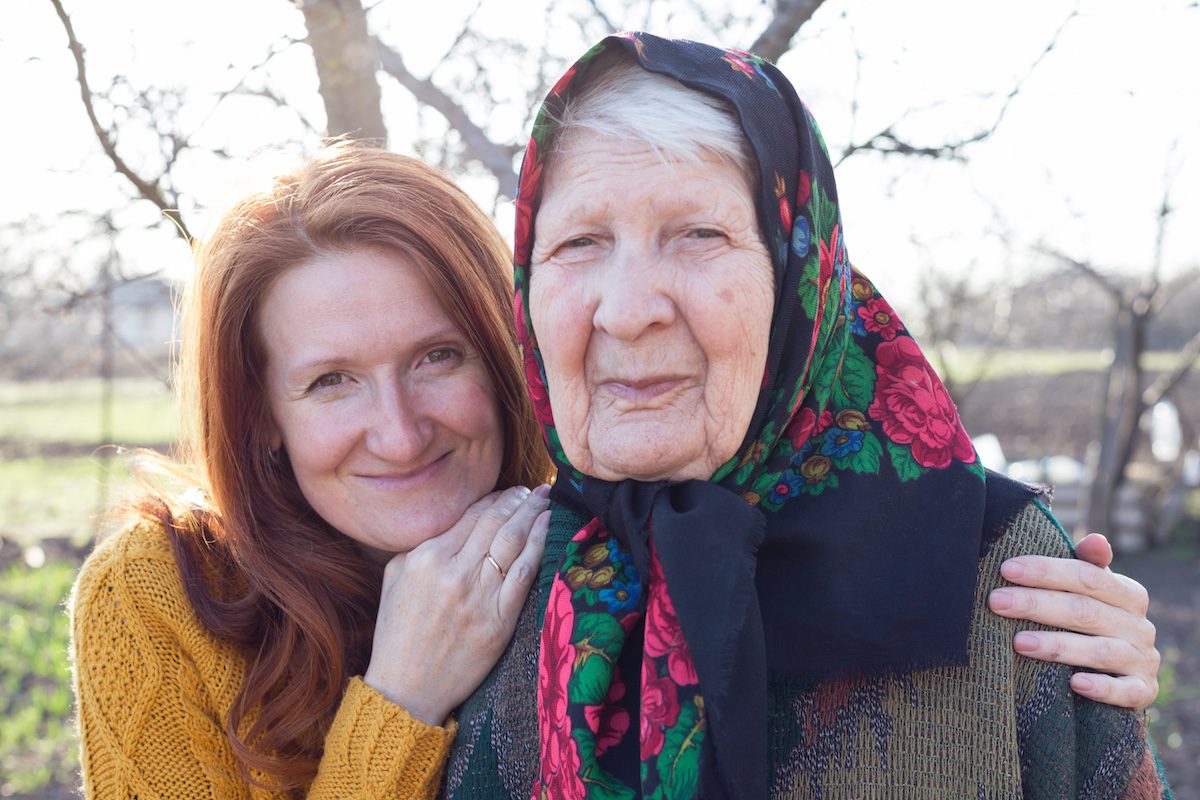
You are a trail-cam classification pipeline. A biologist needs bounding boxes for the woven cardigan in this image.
[441,499,1171,799]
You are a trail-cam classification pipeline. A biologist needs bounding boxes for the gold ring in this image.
[484,552,507,579]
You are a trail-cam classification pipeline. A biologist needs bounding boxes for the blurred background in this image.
[1,0,1197,796]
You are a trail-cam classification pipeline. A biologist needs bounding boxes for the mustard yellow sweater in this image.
[70,520,455,799]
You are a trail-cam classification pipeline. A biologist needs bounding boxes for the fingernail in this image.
[1073,674,1094,692]
[1013,632,1039,652]
[534,483,551,498]
[989,589,1013,610]
[1001,560,1025,580]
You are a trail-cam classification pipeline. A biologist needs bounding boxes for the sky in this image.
[3,0,1198,311]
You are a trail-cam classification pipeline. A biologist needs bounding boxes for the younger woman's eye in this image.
[309,372,345,391]
[424,347,462,365]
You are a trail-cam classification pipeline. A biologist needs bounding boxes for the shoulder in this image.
[989,499,1074,562]
[72,516,184,618]
[982,470,1074,562]
[70,515,226,666]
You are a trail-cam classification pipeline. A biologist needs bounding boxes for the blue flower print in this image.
[769,469,805,506]
[821,427,865,458]
[791,217,811,256]
[599,580,641,615]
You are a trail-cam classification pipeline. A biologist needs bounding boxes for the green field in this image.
[936,348,1199,383]
[0,378,178,446]
[1,378,178,546]
[0,560,80,797]
[0,456,146,546]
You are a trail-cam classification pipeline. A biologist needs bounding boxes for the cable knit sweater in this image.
[69,520,454,799]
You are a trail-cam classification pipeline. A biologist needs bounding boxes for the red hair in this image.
[142,144,550,789]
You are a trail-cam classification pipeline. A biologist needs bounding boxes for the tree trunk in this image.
[1086,299,1148,536]
[299,0,388,143]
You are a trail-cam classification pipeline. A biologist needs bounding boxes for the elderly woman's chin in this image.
[563,407,748,483]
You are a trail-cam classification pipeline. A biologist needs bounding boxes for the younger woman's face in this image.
[258,247,505,560]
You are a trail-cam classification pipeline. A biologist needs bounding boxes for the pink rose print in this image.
[514,137,543,265]
[858,296,903,341]
[643,552,699,686]
[584,667,630,758]
[534,579,585,800]
[639,658,682,759]
[787,406,818,449]
[868,337,976,469]
[796,170,812,207]
[549,65,576,97]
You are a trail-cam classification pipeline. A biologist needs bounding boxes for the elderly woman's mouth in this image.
[596,375,692,407]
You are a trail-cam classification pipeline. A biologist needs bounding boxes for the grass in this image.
[0,559,80,798]
[0,378,178,446]
[935,348,1200,383]
[0,456,144,546]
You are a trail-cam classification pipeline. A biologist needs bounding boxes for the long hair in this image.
[143,144,551,790]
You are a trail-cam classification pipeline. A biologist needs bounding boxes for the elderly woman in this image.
[439,34,1168,798]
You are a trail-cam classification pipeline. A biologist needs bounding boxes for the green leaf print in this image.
[886,440,923,482]
[568,613,625,704]
[966,457,986,481]
[796,248,822,319]
[831,339,875,409]
[656,698,703,800]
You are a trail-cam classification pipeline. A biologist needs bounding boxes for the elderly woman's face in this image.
[530,131,774,482]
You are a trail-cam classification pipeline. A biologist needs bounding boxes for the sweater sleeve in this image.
[71,522,457,799]
[1005,503,1172,800]
[308,677,456,798]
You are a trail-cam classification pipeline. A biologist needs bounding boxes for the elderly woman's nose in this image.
[364,382,434,462]
[591,248,677,339]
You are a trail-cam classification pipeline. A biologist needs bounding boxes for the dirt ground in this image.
[1115,547,1200,796]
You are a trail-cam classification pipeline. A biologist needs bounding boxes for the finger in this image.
[1069,672,1158,710]
[457,485,534,563]
[423,489,506,556]
[988,587,1154,647]
[998,555,1149,614]
[1074,533,1114,569]
[482,484,551,572]
[1011,630,1146,674]
[499,509,551,617]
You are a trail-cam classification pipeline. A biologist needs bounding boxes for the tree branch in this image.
[1039,247,1125,303]
[748,0,827,62]
[835,7,1077,167]
[1143,329,1200,408]
[375,37,519,198]
[48,0,191,242]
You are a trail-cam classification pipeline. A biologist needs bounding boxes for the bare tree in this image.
[1045,185,1200,536]
[297,0,388,143]
[50,0,193,242]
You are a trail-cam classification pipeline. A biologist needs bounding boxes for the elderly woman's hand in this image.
[363,485,551,725]
[988,533,1159,710]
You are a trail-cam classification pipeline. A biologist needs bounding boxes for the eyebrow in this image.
[283,326,468,379]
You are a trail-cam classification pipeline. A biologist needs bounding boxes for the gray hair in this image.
[546,52,758,191]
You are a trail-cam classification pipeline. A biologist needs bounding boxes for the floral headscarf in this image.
[515,33,998,800]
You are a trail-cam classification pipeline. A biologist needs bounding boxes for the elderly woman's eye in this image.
[687,228,723,239]
[565,236,595,248]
